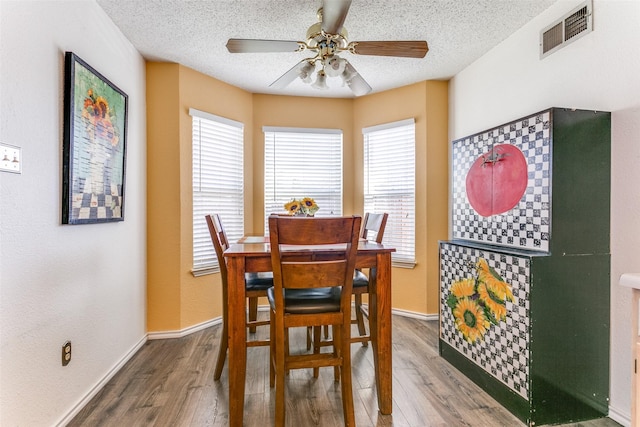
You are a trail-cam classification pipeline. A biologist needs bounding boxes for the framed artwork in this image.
[62,52,128,224]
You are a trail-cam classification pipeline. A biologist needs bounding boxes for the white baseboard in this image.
[55,335,147,427]
[147,317,222,340]
[391,307,438,321]
[608,404,631,427]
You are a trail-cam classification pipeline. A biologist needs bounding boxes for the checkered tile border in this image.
[452,111,551,252]
[71,179,123,221]
[440,242,531,399]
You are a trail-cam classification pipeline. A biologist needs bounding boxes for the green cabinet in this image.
[439,108,611,426]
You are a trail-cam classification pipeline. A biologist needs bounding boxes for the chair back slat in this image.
[281,259,349,289]
[205,213,228,282]
[269,215,361,308]
[361,212,389,243]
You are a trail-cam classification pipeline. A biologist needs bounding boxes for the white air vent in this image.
[540,0,592,59]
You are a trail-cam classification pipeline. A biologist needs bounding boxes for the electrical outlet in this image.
[0,143,21,174]
[62,341,72,366]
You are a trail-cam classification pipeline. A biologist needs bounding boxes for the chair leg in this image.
[313,326,321,378]
[337,324,356,427]
[332,324,339,382]
[269,310,275,388]
[354,294,369,347]
[306,326,312,350]
[275,321,286,427]
[213,310,228,380]
[248,296,258,333]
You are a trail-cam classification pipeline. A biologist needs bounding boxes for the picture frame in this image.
[62,52,128,224]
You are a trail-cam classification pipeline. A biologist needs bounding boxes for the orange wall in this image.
[354,81,449,314]
[146,64,448,332]
[251,94,354,233]
[146,63,254,331]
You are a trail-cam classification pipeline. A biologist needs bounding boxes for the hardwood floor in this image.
[68,314,621,427]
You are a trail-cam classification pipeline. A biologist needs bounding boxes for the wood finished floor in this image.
[68,314,622,427]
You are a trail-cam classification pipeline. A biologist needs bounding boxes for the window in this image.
[363,119,416,267]
[263,127,343,231]
[191,108,244,275]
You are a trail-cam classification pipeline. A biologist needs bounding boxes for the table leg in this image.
[227,256,247,427]
[371,252,393,414]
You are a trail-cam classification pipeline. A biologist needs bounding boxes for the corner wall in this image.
[0,2,147,425]
[146,63,255,331]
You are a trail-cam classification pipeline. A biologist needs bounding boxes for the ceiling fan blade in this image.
[226,38,302,53]
[321,0,352,34]
[269,60,310,89]
[350,41,429,58]
[343,62,371,97]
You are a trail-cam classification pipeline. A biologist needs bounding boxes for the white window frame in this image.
[263,126,343,233]
[363,118,416,268]
[191,108,244,276]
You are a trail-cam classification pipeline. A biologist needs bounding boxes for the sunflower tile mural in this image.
[440,242,530,399]
[446,258,514,343]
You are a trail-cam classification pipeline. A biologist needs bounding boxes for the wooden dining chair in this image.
[205,214,273,380]
[267,214,361,427]
[306,212,389,351]
[351,212,388,346]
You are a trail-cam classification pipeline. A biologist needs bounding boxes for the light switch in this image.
[0,143,21,174]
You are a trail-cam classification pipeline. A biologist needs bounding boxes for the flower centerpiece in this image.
[284,197,319,216]
[445,258,514,343]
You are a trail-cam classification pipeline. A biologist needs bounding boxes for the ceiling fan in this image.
[225,0,429,96]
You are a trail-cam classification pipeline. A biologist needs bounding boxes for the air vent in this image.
[540,0,592,59]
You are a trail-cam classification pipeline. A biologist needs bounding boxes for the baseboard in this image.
[391,307,438,321]
[55,335,147,427]
[147,317,222,340]
[608,404,631,427]
[359,303,437,322]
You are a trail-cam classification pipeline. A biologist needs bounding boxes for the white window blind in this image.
[363,119,416,267]
[191,108,244,275]
[263,127,343,232]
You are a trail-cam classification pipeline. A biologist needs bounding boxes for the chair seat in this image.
[245,272,274,291]
[267,287,341,314]
[353,270,369,288]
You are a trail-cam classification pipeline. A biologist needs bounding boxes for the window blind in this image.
[191,108,244,275]
[363,119,416,267]
[263,127,343,233]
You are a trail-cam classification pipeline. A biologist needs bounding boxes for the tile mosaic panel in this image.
[440,242,531,399]
[452,111,551,252]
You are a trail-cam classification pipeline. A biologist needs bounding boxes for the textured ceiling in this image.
[96,0,557,98]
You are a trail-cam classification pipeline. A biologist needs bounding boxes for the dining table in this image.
[223,234,396,426]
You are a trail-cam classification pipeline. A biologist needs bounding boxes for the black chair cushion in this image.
[245,272,274,291]
[353,270,369,288]
[268,287,341,314]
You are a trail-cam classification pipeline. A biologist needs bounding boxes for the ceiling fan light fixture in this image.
[311,70,329,90]
[324,56,346,78]
[299,61,315,83]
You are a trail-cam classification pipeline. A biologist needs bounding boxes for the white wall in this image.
[0,1,147,425]
[449,0,640,425]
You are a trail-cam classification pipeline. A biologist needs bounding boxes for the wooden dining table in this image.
[223,235,395,426]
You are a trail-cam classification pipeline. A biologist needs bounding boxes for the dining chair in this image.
[305,212,389,351]
[205,214,273,380]
[351,212,388,346]
[267,214,361,427]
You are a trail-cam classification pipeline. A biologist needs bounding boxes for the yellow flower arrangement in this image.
[284,197,319,216]
[446,258,514,343]
[81,88,120,147]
